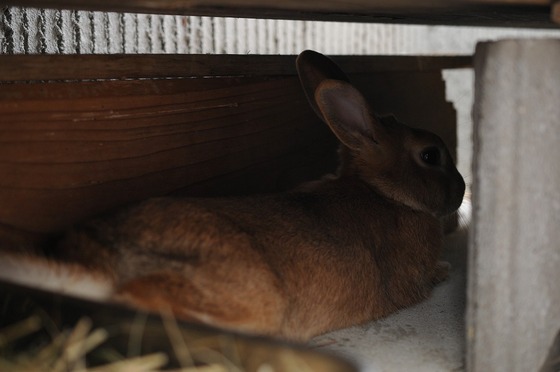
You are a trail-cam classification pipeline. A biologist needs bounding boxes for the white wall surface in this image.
[2,7,560,55]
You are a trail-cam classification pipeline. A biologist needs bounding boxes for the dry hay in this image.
[0,284,356,372]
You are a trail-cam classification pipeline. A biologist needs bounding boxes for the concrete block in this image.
[468,39,560,372]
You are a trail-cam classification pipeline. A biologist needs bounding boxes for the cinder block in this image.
[468,39,560,372]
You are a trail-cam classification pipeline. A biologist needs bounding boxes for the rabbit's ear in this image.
[296,50,350,121]
[315,79,382,151]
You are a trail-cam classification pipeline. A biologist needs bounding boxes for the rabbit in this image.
[0,50,465,342]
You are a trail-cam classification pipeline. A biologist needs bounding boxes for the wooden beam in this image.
[4,0,558,28]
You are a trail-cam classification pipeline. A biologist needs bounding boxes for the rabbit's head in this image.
[297,50,465,217]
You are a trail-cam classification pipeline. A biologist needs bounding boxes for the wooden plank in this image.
[4,0,557,28]
[0,76,337,232]
[0,59,456,233]
[475,0,548,3]
[0,54,472,82]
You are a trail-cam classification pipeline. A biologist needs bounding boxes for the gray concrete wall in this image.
[468,39,560,372]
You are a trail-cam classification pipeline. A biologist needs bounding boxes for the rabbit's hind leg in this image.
[114,270,288,338]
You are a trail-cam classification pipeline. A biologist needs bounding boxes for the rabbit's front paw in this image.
[431,260,451,285]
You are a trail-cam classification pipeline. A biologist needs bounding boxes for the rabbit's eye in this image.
[420,147,441,166]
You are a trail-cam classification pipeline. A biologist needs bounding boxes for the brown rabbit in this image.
[0,50,465,342]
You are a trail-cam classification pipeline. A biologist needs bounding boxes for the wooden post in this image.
[468,39,560,372]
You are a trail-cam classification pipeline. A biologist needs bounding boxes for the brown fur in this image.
[1,51,465,342]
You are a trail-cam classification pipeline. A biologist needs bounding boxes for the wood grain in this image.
[0,77,337,232]
[0,56,456,233]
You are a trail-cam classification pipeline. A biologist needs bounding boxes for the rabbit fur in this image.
[0,50,465,342]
